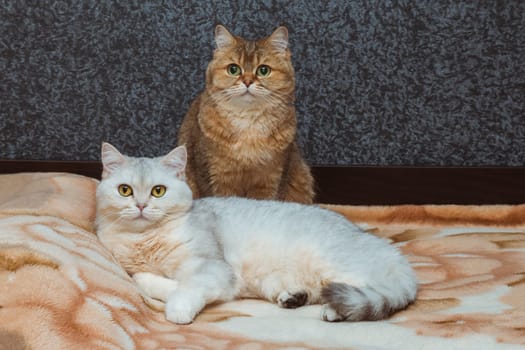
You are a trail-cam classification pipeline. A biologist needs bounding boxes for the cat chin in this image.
[230,94,265,108]
[236,92,257,101]
[121,213,156,227]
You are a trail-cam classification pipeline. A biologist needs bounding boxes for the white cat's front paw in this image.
[132,272,179,302]
[133,272,156,296]
[165,302,195,324]
[165,291,205,325]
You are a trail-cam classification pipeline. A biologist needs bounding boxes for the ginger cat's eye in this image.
[118,184,133,197]
[256,65,271,77]
[151,185,167,198]
[227,64,241,76]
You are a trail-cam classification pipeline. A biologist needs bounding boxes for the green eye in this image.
[151,185,166,198]
[256,65,271,77]
[227,64,241,76]
[118,184,133,197]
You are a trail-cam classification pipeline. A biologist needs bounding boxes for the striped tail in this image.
[321,282,416,322]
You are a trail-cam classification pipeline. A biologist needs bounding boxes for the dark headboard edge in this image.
[1,160,524,205]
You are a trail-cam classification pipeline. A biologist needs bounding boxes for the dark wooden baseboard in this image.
[0,160,103,180]
[1,160,525,205]
[311,166,525,205]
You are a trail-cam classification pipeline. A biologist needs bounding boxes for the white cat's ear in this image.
[268,26,289,52]
[162,145,187,179]
[215,24,236,49]
[100,142,126,178]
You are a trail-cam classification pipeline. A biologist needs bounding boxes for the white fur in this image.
[194,197,417,308]
[133,272,178,301]
[96,143,418,324]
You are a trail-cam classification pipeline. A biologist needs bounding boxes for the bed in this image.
[1,172,524,349]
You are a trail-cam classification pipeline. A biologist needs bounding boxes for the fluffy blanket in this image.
[0,172,524,350]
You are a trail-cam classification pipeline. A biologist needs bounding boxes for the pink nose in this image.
[244,79,253,87]
[137,204,147,211]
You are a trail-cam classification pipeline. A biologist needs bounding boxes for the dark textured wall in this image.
[1,1,524,166]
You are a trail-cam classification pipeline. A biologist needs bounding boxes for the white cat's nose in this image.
[136,204,147,212]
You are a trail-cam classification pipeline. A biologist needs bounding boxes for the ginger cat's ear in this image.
[268,26,289,52]
[214,24,236,49]
[162,145,187,179]
[101,142,126,178]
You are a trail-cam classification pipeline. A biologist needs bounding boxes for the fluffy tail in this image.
[321,281,417,322]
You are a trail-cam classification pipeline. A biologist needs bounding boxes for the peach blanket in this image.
[0,172,524,350]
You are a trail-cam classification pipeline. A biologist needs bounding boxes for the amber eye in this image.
[256,65,271,77]
[118,184,133,197]
[227,64,241,76]
[151,185,166,198]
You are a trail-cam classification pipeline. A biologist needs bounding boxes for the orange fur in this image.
[99,222,189,277]
[178,25,314,203]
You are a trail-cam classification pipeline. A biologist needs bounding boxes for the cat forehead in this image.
[219,38,277,60]
[110,157,174,183]
[240,40,258,55]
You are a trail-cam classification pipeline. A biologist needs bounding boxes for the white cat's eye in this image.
[118,184,133,197]
[227,64,241,76]
[256,65,271,77]
[151,185,167,198]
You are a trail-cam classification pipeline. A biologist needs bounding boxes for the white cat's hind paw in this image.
[321,304,344,322]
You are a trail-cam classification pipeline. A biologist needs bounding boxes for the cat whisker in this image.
[211,88,245,103]
[265,91,291,103]
[262,93,295,109]
[96,212,127,232]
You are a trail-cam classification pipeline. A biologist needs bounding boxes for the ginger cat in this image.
[177,25,314,203]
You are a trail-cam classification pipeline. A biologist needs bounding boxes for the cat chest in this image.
[198,111,295,162]
[118,236,190,277]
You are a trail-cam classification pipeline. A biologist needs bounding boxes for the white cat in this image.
[95,142,418,324]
